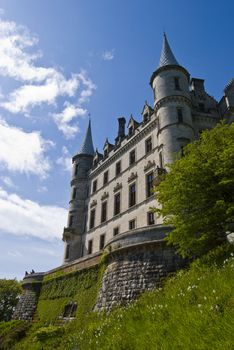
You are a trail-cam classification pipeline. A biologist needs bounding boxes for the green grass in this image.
[1,245,234,350]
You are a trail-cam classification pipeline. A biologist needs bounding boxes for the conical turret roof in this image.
[158,33,179,68]
[79,119,95,156]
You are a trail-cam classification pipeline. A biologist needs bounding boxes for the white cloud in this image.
[78,70,96,104]
[0,16,96,136]
[102,49,115,61]
[0,187,67,240]
[0,176,16,188]
[52,102,86,139]
[1,73,79,113]
[0,118,53,178]
[56,146,71,172]
[37,185,48,193]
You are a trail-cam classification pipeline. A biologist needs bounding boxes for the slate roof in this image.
[158,33,179,68]
[79,119,95,155]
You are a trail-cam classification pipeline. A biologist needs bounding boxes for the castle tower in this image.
[219,79,234,124]
[150,33,195,166]
[63,120,95,263]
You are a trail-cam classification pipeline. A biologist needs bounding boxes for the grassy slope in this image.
[1,245,234,350]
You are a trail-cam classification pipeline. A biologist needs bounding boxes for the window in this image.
[65,244,70,260]
[103,171,109,185]
[146,172,154,198]
[174,77,180,90]
[129,149,136,165]
[104,149,108,158]
[88,239,93,254]
[114,192,121,215]
[113,227,119,236]
[177,108,183,123]
[129,219,136,230]
[90,209,95,229]
[199,103,205,112]
[101,201,107,223]
[145,137,152,154]
[72,188,77,199]
[147,212,155,225]
[68,215,74,227]
[116,161,121,176]
[62,302,77,318]
[129,183,136,207]
[92,179,97,193]
[129,126,134,136]
[159,152,163,168]
[74,164,78,176]
[99,234,105,250]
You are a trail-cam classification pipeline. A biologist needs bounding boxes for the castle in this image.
[13,34,234,318]
[63,33,234,264]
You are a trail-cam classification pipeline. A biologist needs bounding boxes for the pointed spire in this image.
[158,33,179,68]
[79,119,95,156]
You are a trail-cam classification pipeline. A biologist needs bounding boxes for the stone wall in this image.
[95,233,185,311]
[12,273,44,321]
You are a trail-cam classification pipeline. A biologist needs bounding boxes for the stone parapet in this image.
[95,226,185,311]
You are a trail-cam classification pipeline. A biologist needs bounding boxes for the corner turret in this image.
[150,33,194,165]
[63,120,95,263]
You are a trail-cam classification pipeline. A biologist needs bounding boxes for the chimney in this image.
[115,117,126,144]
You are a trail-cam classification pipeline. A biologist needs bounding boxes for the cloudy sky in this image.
[0,0,233,279]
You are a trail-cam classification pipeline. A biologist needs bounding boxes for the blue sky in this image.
[0,0,233,279]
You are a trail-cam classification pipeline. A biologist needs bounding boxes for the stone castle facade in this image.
[62,33,234,264]
[13,34,234,319]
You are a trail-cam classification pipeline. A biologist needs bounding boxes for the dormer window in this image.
[129,126,134,137]
[174,77,180,90]
[104,149,108,158]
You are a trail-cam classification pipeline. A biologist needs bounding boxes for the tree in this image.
[155,122,234,258]
[0,279,22,321]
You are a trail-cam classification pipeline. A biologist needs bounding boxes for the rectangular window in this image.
[177,108,183,123]
[65,244,70,260]
[199,103,205,112]
[147,212,155,225]
[92,179,97,193]
[72,188,77,199]
[116,161,121,176]
[129,149,136,165]
[113,227,119,236]
[74,164,78,176]
[68,215,74,227]
[146,172,154,198]
[159,151,163,168]
[174,77,180,90]
[88,239,93,254]
[99,234,105,250]
[90,209,95,229]
[103,171,109,185]
[129,219,136,230]
[101,201,107,223]
[129,183,136,207]
[145,137,152,154]
[114,192,121,216]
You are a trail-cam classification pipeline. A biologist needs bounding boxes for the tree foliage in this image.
[0,279,22,321]
[155,122,234,258]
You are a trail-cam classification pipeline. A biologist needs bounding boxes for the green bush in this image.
[34,325,64,341]
[0,320,30,350]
